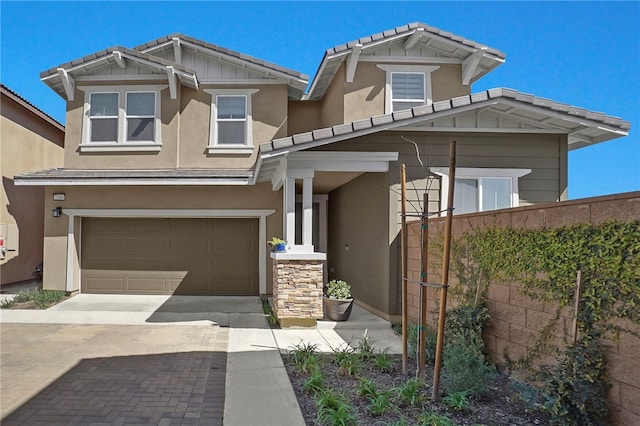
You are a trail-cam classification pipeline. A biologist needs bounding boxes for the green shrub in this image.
[373,350,394,373]
[444,304,489,337]
[368,392,397,416]
[443,391,470,412]
[442,331,494,397]
[355,333,376,360]
[416,410,453,426]
[356,377,377,399]
[406,322,437,362]
[537,332,609,425]
[315,389,356,426]
[303,368,325,394]
[336,353,362,377]
[393,377,424,407]
[288,341,321,375]
[2,289,67,309]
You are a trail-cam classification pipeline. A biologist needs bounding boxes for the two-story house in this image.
[16,23,630,325]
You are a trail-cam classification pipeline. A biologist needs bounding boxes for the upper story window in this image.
[377,65,439,114]
[80,85,166,152]
[205,89,259,155]
[391,73,425,111]
[435,167,532,215]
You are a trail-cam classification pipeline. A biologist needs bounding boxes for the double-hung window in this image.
[435,167,532,215]
[391,72,425,111]
[205,88,258,154]
[377,65,439,113]
[80,85,165,152]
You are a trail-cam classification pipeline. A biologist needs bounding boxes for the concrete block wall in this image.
[272,258,324,327]
[406,191,640,425]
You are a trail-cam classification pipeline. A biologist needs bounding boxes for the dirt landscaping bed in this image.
[284,347,547,425]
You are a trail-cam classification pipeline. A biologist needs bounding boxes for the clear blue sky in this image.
[1,1,638,199]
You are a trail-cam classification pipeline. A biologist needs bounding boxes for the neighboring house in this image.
[1,84,65,286]
[15,23,630,322]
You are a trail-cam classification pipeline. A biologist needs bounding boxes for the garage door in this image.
[81,218,259,295]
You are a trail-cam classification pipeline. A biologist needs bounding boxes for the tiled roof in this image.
[327,22,505,59]
[261,88,631,154]
[135,33,309,82]
[40,46,196,79]
[1,83,64,130]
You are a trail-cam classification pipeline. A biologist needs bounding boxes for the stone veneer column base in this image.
[271,252,326,328]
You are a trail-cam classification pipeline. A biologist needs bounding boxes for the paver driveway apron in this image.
[0,295,257,425]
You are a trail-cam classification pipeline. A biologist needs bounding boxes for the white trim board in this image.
[63,209,275,294]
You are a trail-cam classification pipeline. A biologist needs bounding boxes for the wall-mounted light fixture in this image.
[52,207,62,217]
[53,193,66,201]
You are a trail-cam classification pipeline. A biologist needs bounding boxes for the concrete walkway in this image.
[1,294,401,425]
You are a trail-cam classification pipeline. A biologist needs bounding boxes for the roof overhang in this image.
[136,34,309,99]
[306,22,506,100]
[14,169,253,186]
[262,88,630,155]
[40,47,198,101]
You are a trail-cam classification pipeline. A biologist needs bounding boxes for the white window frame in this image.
[205,88,259,155]
[79,85,166,152]
[377,64,439,114]
[433,167,532,216]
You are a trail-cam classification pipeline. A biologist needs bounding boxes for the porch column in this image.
[302,177,313,246]
[284,177,296,246]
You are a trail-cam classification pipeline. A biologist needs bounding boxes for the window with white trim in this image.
[377,65,439,113]
[205,88,259,155]
[391,72,425,111]
[80,85,166,152]
[435,168,532,215]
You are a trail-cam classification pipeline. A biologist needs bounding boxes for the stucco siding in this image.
[42,183,282,293]
[320,64,345,128]
[327,172,392,315]
[343,62,385,123]
[1,93,64,285]
[287,100,322,135]
[431,64,469,101]
[63,83,289,170]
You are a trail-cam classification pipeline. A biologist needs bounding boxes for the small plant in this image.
[0,298,15,309]
[267,237,286,246]
[442,331,494,397]
[368,392,398,416]
[416,410,453,426]
[303,369,325,394]
[373,350,394,373]
[315,389,356,426]
[356,377,378,399]
[355,332,376,360]
[325,279,352,299]
[443,391,470,412]
[394,377,424,407]
[260,297,278,325]
[332,344,355,365]
[336,353,362,377]
[288,341,321,374]
[405,322,437,362]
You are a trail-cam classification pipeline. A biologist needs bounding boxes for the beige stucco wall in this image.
[42,183,282,293]
[320,64,346,128]
[63,82,289,170]
[287,100,322,135]
[343,62,385,123]
[1,93,64,285]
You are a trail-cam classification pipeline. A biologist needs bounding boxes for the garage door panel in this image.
[126,238,168,254]
[127,278,168,294]
[82,218,258,295]
[84,276,126,293]
[169,239,209,255]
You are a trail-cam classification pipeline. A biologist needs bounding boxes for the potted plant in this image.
[268,237,287,253]
[323,279,354,321]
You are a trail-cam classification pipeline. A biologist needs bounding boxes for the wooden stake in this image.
[572,270,583,344]
[418,192,429,379]
[432,141,456,399]
[400,164,408,375]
